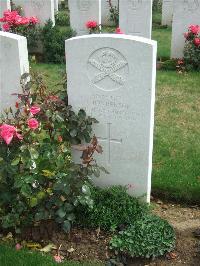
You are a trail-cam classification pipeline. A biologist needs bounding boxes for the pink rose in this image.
[15,243,22,250]
[58,136,63,143]
[0,124,23,145]
[27,118,39,130]
[53,255,62,263]
[194,37,200,47]
[86,20,97,29]
[189,25,200,35]
[184,32,189,39]
[115,27,124,34]
[2,23,10,31]
[29,16,39,24]
[30,105,41,115]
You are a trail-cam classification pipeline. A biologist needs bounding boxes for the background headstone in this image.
[13,0,55,26]
[119,0,153,38]
[171,0,200,58]
[54,0,59,12]
[68,0,100,35]
[66,34,157,202]
[101,0,118,26]
[0,32,29,112]
[0,0,11,18]
[162,0,173,26]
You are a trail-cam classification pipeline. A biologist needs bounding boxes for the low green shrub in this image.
[55,11,70,26]
[42,20,75,64]
[160,59,177,71]
[76,186,149,231]
[110,215,176,258]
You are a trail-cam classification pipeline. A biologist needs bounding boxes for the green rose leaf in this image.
[11,157,20,166]
[30,197,38,207]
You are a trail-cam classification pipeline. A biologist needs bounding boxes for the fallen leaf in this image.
[67,247,75,253]
[26,242,42,250]
[40,243,56,253]
[166,251,177,260]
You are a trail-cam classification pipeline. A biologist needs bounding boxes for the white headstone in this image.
[101,0,118,26]
[68,0,100,35]
[54,0,59,12]
[66,34,157,202]
[0,32,29,112]
[171,0,200,58]
[0,0,11,18]
[13,0,55,26]
[119,0,153,38]
[162,0,173,26]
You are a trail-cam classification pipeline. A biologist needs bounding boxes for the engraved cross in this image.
[98,123,122,164]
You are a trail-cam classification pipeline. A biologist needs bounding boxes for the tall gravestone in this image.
[171,0,200,58]
[119,0,153,38]
[54,0,59,12]
[13,0,55,26]
[102,0,118,26]
[0,32,29,112]
[68,0,99,35]
[0,0,11,18]
[66,34,157,202]
[162,0,173,26]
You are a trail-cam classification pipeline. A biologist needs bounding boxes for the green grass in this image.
[152,10,162,26]
[0,245,102,266]
[30,63,65,91]
[30,15,200,204]
[153,71,200,203]
[152,28,172,59]
[30,63,200,204]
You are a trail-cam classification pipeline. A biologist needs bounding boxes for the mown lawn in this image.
[30,62,200,204]
[152,27,171,59]
[0,245,102,266]
[153,71,200,203]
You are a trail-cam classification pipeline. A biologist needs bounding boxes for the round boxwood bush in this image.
[110,214,176,258]
[76,186,149,231]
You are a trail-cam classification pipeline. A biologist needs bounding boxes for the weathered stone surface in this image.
[119,0,153,38]
[0,32,29,112]
[171,0,200,58]
[162,0,173,26]
[14,0,55,26]
[54,0,58,12]
[66,34,157,202]
[68,0,99,35]
[0,0,11,18]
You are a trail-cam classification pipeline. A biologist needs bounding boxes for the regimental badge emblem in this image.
[87,48,129,91]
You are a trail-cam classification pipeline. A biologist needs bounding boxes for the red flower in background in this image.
[86,20,97,29]
[194,37,200,47]
[29,16,39,24]
[0,10,39,31]
[184,32,189,40]
[115,27,124,34]
[2,23,10,31]
[189,24,200,35]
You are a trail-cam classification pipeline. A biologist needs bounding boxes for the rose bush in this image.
[183,24,200,71]
[0,9,40,50]
[0,72,104,234]
[86,20,99,34]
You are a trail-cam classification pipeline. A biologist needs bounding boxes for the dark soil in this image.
[12,199,200,265]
